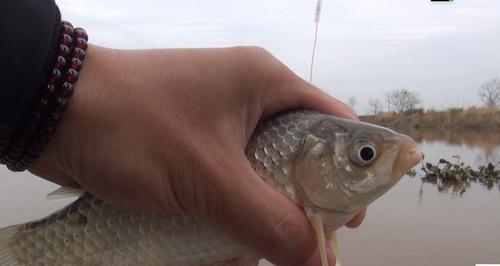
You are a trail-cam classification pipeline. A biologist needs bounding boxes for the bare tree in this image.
[347,97,357,112]
[386,89,421,113]
[404,89,421,112]
[384,92,394,112]
[368,98,383,115]
[479,78,500,107]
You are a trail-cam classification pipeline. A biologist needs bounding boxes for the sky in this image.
[57,0,500,114]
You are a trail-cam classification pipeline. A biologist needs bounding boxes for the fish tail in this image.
[0,224,21,266]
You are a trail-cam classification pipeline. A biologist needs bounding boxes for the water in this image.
[1,129,499,266]
[338,129,500,266]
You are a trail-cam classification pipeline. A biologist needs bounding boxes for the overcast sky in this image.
[57,0,500,114]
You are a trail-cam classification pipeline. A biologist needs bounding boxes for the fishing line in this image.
[309,0,323,83]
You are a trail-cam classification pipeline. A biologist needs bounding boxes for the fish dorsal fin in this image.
[47,186,84,201]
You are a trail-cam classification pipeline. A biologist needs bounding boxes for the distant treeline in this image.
[360,107,500,130]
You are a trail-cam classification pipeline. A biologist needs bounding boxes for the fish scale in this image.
[0,110,420,266]
[7,194,248,266]
[247,111,324,195]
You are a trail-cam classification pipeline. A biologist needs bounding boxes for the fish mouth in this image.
[391,134,422,178]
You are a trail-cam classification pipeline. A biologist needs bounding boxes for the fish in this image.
[0,110,421,266]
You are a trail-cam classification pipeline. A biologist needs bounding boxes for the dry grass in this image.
[361,107,500,129]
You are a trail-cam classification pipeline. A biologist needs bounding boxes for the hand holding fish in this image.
[23,45,369,266]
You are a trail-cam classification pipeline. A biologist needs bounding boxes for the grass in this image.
[361,107,500,129]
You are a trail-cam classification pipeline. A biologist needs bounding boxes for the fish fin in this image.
[307,212,328,266]
[0,224,21,265]
[330,231,341,266]
[47,186,85,201]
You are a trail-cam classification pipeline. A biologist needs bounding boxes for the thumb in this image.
[208,155,327,266]
[262,74,358,121]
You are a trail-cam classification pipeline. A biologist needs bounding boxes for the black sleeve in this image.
[0,0,61,134]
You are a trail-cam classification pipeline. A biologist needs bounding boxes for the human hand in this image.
[30,45,365,266]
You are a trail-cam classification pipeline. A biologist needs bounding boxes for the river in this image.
[1,129,499,266]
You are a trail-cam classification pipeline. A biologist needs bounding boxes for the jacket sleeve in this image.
[0,0,61,134]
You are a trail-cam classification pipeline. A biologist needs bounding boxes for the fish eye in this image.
[349,140,378,166]
[359,145,376,162]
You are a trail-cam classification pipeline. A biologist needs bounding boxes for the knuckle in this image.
[226,46,278,95]
[229,46,279,76]
[231,46,273,61]
[229,46,294,88]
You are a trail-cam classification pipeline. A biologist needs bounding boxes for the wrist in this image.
[28,45,115,185]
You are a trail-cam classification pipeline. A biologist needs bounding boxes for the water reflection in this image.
[401,127,500,150]
[397,128,500,195]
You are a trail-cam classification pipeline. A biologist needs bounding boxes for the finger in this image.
[263,75,358,121]
[208,156,317,266]
[300,244,336,266]
[345,208,367,228]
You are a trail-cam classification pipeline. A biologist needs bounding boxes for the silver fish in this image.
[0,110,421,266]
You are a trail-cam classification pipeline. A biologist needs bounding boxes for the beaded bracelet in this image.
[0,24,74,165]
[3,21,88,171]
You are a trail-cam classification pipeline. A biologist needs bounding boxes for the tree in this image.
[386,89,421,113]
[384,92,393,112]
[479,78,500,107]
[347,97,357,112]
[368,98,383,115]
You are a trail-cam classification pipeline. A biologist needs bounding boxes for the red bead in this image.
[54,97,67,112]
[59,44,70,57]
[46,84,56,95]
[61,20,73,28]
[55,56,66,69]
[70,58,82,71]
[76,38,87,50]
[61,82,74,97]
[62,24,74,35]
[74,48,86,60]
[75,28,88,40]
[50,69,62,84]
[62,34,73,46]
[66,69,79,83]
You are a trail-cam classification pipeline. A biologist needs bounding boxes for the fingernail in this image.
[297,244,335,266]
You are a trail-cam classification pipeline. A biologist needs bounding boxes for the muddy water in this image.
[1,129,499,266]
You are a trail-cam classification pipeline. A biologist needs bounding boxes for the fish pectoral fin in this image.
[306,211,328,266]
[330,231,341,266]
[47,186,85,201]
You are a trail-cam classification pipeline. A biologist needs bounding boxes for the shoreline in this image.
[360,107,500,130]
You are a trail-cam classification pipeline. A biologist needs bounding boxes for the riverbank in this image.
[360,107,500,129]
